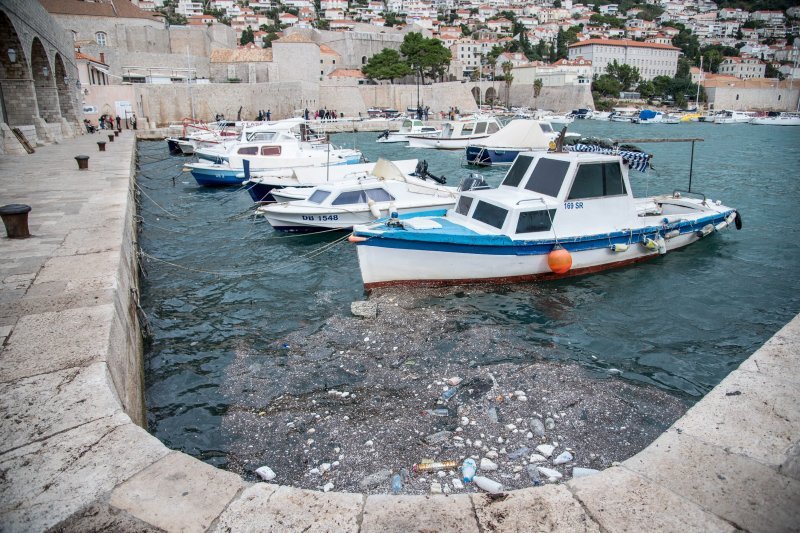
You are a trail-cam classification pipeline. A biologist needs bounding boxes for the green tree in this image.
[702,49,724,73]
[593,74,623,96]
[677,57,692,79]
[589,13,625,28]
[637,80,656,99]
[765,63,785,80]
[606,60,640,90]
[460,23,472,36]
[502,61,514,107]
[262,32,280,48]
[240,26,255,46]
[385,12,404,27]
[400,32,452,84]
[157,0,187,25]
[671,27,700,62]
[316,19,330,30]
[362,49,412,84]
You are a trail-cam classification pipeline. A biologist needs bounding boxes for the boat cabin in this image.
[440,117,502,139]
[449,152,637,238]
[398,119,438,135]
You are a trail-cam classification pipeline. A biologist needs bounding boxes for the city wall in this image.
[706,85,800,111]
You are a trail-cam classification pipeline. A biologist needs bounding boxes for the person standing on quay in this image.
[115,115,121,130]
[131,113,137,130]
[266,109,271,121]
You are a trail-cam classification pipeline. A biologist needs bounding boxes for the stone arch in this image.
[471,86,480,103]
[30,37,60,122]
[485,87,497,105]
[0,10,37,126]
[361,55,367,65]
[54,53,78,122]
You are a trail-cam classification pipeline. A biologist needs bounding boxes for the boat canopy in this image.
[475,119,550,150]
[638,109,660,120]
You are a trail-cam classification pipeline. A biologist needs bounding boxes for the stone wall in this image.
[273,41,321,84]
[509,84,595,112]
[706,85,800,111]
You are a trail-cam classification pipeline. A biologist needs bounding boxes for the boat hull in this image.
[354,211,735,288]
[264,203,452,232]
[407,135,490,150]
[465,146,522,166]
[750,117,800,126]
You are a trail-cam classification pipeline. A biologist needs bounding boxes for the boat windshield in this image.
[539,123,554,133]
[524,158,570,198]
[516,209,556,234]
[487,121,500,134]
[455,196,473,215]
[308,190,331,204]
[472,200,508,229]
[474,122,487,134]
[246,132,279,142]
[331,188,395,205]
[502,156,534,187]
[567,163,626,199]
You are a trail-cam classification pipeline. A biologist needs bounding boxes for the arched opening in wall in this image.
[471,86,480,103]
[0,10,37,126]
[30,37,60,122]
[485,87,497,105]
[362,56,367,65]
[54,54,78,122]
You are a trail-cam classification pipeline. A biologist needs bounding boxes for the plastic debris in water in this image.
[413,460,457,473]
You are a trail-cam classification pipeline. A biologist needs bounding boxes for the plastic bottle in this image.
[487,407,499,424]
[424,408,450,417]
[473,476,504,494]
[441,387,458,401]
[461,458,477,483]
[526,464,542,486]
[391,473,402,494]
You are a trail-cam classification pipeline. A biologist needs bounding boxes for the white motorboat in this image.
[713,110,753,124]
[590,111,612,121]
[185,122,362,186]
[662,113,682,124]
[632,110,663,124]
[349,150,741,289]
[464,119,553,166]
[376,119,440,143]
[256,159,459,232]
[609,107,638,122]
[406,116,503,150]
[545,113,574,125]
[750,112,800,126]
[245,159,418,203]
[166,120,239,155]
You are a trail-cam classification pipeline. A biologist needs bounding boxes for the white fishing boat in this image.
[349,149,741,289]
[750,112,800,126]
[406,116,503,150]
[632,110,664,124]
[589,111,612,121]
[166,120,239,155]
[545,113,574,125]
[713,110,753,124]
[245,159,418,203]
[256,159,459,232]
[662,113,682,124]
[376,119,440,143]
[609,107,638,122]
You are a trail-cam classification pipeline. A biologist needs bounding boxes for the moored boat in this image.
[750,112,800,126]
[406,116,502,150]
[713,110,753,124]
[632,110,664,124]
[376,119,440,143]
[464,119,552,166]
[350,150,741,289]
[256,159,459,232]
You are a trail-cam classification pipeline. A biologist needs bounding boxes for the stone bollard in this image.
[108,134,115,142]
[97,141,106,152]
[0,204,32,239]
[74,155,90,170]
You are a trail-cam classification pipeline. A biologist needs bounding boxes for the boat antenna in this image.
[688,139,696,192]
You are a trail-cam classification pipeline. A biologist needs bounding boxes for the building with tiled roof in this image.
[568,38,680,80]
[718,56,766,80]
[38,0,163,21]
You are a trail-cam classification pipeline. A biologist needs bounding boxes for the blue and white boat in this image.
[185,123,362,187]
[349,150,741,289]
[632,110,663,124]
[465,120,553,166]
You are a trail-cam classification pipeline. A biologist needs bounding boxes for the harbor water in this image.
[138,120,800,471]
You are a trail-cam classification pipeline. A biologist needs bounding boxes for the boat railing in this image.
[672,189,707,204]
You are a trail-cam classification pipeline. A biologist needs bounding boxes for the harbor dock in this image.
[0,132,798,531]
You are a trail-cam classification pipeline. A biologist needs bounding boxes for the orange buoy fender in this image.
[548,246,572,274]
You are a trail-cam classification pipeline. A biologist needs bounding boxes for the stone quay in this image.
[0,131,798,532]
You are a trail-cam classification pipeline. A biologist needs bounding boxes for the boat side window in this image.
[472,201,508,229]
[516,209,556,234]
[502,155,534,187]
[455,196,473,215]
[308,190,331,204]
[247,132,277,142]
[261,146,281,156]
[474,122,487,134]
[402,120,412,130]
[364,188,395,202]
[442,124,454,137]
[524,158,570,197]
[567,163,626,200]
[238,146,259,155]
[462,123,474,135]
[487,122,500,134]
[331,190,367,205]
[539,123,554,133]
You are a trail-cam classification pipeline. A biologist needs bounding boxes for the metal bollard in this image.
[97,141,106,152]
[74,155,89,170]
[108,134,115,142]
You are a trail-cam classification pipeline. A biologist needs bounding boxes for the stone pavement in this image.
[0,132,798,532]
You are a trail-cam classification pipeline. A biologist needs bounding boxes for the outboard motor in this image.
[458,173,490,192]
[412,160,447,184]
[377,130,390,141]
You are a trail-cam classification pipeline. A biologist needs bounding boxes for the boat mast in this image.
[186,46,195,121]
[695,56,703,111]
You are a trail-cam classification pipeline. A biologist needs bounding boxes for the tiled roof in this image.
[328,69,365,78]
[319,44,340,56]
[275,32,316,43]
[38,0,162,21]
[75,51,107,65]
[569,38,679,51]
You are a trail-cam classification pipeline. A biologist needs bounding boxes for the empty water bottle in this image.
[526,464,542,486]
[462,458,477,483]
[441,387,458,401]
[391,473,402,494]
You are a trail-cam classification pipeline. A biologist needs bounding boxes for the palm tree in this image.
[533,78,543,110]
[502,61,514,108]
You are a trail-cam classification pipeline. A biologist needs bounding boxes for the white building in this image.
[718,57,766,79]
[568,38,680,80]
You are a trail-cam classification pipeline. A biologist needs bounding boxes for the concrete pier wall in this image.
[0,133,797,532]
